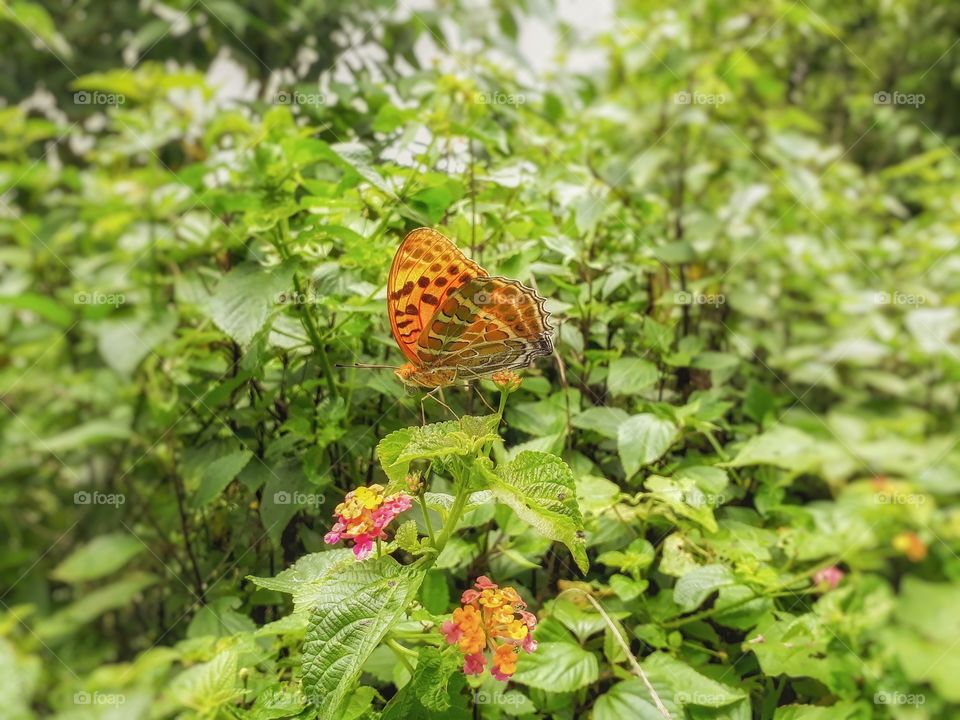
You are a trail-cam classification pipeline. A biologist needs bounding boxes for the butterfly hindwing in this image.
[387,228,487,363]
[415,276,554,377]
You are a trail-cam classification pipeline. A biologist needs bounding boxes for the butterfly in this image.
[387,227,554,388]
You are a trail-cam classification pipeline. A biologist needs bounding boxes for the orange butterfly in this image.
[387,228,554,388]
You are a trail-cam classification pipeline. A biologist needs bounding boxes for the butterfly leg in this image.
[475,386,497,414]
[421,387,458,423]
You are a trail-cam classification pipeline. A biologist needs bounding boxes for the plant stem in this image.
[660,555,843,628]
[418,491,436,544]
[389,629,443,644]
[386,638,416,674]
[497,389,509,419]
[275,219,337,399]
[433,468,472,556]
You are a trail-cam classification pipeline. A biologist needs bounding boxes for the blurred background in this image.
[2,0,960,718]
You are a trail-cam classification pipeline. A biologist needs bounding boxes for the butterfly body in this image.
[388,228,554,388]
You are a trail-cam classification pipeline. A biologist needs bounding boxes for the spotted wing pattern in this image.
[387,228,487,364]
[415,276,554,378]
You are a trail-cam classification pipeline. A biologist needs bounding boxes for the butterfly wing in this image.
[387,228,487,364]
[415,276,554,377]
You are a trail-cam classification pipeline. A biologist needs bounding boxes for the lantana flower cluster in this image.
[323,484,412,559]
[441,576,538,680]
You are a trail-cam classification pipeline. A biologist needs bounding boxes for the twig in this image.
[557,588,672,719]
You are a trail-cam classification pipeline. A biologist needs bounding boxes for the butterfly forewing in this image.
[387,228,487,363]
[415,276,554,376]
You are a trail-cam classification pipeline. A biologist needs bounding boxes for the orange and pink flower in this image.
[441,576,538,681]
[324,484,412,560]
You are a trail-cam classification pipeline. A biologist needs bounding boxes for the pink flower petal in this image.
[440,619,462,645]
[352,538,374,560]
[463,652,486,675]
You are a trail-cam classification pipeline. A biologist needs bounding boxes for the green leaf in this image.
[481,451,589,573]
[302,558,425,720]
[593,679,680,720]
[618,414,678,477]
[571,407,631,439]
[96,312,177,376]
[424,490,494,516]
[512,641,599,692]
[169,647,241,714]
[328,142,394,194]
[248,549,354,612]
[207,261,296,345]
[725,425,819,472]
[889,577,960,700]
[377,415,499,484]
[673,564,735,611]
[0,637,39,720]
[413,646,460,711]
[645,474,720,532]
[0,292,72,327]
[50,533,144,583]
[773,703,861,720]
[35,572,157,639]
[748,613,860,694]
[420,570,449,614]
[192,450,253,507]
[607,358,659,396]
[38,419,130,452]
[597,538,655,577]
[0,2,72,58]
[643,652,745,707]
[394,519,423,554]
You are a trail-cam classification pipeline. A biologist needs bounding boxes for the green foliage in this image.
[3,0,960,717]
[302,558,424,719]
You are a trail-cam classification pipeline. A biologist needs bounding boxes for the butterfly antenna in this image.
[335,363,398,370]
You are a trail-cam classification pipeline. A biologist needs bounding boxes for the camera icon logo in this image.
[74,491,91,505]
[273,491,292,505]
[674,91,691,105]
[74,692,91,705]
[873,91,891,105]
